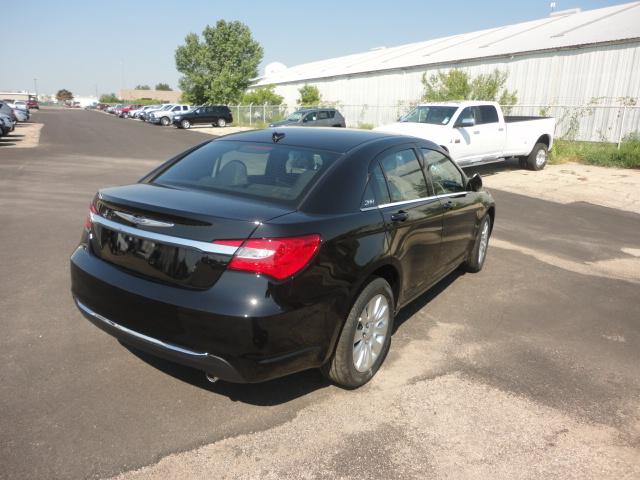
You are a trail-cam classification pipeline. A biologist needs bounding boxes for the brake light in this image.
[84,203,97,230]
[214,235,321,280]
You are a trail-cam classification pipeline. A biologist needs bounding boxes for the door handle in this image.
[391,210,409,222]
[498,127,504,131]
[442,200,454,210]
[473,130,480,134]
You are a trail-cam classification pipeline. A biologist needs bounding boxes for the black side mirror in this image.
[467,173,483,192]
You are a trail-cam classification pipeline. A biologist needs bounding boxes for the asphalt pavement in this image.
[1,108,638,479]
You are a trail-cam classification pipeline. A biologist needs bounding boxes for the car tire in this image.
[160,117,170,126]
[217,118,226,127]
[463,215,491,273]
[526,143,548,171]
[321,277,394,389]
[180,119,191,129]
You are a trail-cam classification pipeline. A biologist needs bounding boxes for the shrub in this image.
[551,135,640,169]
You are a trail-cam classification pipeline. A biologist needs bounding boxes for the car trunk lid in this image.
[88,183,293,289]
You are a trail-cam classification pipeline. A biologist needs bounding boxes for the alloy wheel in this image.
[352,294,390,372]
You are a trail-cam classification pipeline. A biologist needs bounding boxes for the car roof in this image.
[216,127,428,154]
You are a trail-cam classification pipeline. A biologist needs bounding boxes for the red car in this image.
[119,104,143,118]
[26,99,39,110]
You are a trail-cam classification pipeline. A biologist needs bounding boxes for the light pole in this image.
[33,78,38,99]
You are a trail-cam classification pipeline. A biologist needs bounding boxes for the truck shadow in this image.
[462,157,522,177]
[124,268,466,405]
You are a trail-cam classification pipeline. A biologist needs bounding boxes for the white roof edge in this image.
[257,1,640,85]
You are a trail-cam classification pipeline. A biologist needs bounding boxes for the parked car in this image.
[173,105,232,129]
[13,100,29,112]
[107,104,123,114]
[10,106,29,122]
[133,105,160,119]
[70,127,494,388]
[269,108,346,128]
[0,113,15,135]
[0,102,17,122]
[375,101,556,171]
[119,104,143,118]
[148,104,192,126]
[140,104,173,122]
[26,99,39,110]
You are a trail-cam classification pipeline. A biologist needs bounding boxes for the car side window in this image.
[361,165,390,209]
[304,112,317,122]
[379,149,428,202]
[478,105,498,124]
[422,149,465,195]
[318,111,329,119]
[327,110,336,119]
[457,107,477,126]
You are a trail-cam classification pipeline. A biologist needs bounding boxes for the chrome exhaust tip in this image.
[205,373,219,384]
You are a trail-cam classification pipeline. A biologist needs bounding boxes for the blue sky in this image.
[3,0,629,96]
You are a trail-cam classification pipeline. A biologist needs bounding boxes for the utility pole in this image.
[33,78,38,99]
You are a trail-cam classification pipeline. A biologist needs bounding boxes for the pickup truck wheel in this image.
[160,117,170,126]
[463,215,491,273]
[321,278,394,388]
[180,119,191,129]
[527,143,548,171]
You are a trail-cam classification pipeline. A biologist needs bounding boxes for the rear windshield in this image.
[152,141,340,206]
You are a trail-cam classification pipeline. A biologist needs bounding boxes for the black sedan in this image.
[70,127,495,388]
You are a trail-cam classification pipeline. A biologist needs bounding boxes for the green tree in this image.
[56,89,73,102]
[421,69,517,106]
[175,20,263,104]
[155,83,172,91]
[135,84,151,90]
[240,85,283,105]
[297,84,321,106]
[99,93,119,103]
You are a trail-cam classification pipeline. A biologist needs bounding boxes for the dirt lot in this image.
[0,119,43,148]
[1,109,638,480]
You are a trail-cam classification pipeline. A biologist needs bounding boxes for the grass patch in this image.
[551,134,640,169]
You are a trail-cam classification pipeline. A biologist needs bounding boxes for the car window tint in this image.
[318,111,329,119]
[304,112,317,122]
[361,165,390,209]
[327,110,336,119]
[379,149,428,202]
[457,107,477,125]
[153,141,339,206]
[422,149,465,195]
[478,105,498,124]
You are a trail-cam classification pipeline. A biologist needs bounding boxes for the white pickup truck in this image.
[375,101,555,170]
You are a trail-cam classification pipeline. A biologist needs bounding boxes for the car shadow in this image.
[122,342,331,406]
[393,268,464,333]
[122,268,466,405]
[462,157,522,177]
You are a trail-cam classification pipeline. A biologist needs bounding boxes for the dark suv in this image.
[269,108,346,128]
[173,105,233,129]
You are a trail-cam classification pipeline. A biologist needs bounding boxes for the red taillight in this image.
[84,203,97,230]
[214,235,321,280]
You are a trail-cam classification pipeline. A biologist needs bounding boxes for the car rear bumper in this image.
[70,246,338,383]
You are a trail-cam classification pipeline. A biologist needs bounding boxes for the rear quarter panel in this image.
[504,117,556,156]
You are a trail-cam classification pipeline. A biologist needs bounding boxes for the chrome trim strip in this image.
[75,299,209,358]
[90,212,238,255]
[361,191,469,211]
[113,211,174,228]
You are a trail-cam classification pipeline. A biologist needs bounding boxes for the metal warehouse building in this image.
[254,2,640,139]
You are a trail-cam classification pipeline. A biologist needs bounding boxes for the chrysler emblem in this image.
[113,211,174,228]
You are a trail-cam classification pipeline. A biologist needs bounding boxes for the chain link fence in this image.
[229,103,640,145]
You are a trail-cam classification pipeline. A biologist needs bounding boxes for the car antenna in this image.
[272,132,285,143]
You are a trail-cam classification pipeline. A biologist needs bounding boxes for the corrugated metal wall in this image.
[268,41,640,131]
